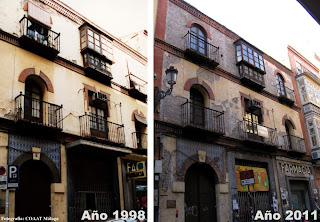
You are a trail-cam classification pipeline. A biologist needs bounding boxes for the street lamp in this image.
[154,66,178,112]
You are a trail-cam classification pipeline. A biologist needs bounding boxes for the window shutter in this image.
[25,1,52,28]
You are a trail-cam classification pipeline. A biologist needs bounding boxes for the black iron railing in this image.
[238,119,277,146]
[184,31,219,63]
[132,132,147,149]
[80,114,125,145]
[15,93,63,130]
[277,86,296,103]
[282,135,306,153]
[20,16,60,52]
[181,101,225,134]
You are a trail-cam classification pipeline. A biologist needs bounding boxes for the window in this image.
[236,43,265,72]
[190,24,206,55]
[83,53,111,73]
[296,61,303,74]
[88,91,108,137]
[244,99,262,134]
[312,135,318,147]
[24,79,42,122]
[276,74,286,96]
[190,87,205,126]
[80,26,113,61]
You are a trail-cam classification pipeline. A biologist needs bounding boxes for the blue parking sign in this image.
[7,165,19,188]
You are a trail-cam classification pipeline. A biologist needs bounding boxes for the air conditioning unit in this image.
[92,92,108,103]
[312,150,320,160]
[248,99,261,110]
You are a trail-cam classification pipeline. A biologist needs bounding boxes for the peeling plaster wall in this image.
[160,54,303,143]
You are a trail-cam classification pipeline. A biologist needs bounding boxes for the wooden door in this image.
[185,163,216,222]
[15,160,52,218]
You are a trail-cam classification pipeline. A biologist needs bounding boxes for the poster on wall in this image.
[236,165,269,191]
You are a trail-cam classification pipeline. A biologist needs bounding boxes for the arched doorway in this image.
[15,160,53,218]
[185,163,217,222]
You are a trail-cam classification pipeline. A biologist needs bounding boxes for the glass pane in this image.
[242,44,247,50]
[248,48,252,53]
[88,29,93,36]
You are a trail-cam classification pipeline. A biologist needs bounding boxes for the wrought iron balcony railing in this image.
[238,119,277,146]
[282,134,306,153]
[277,86,296,105]
[132,132,147,149]
[80,113,125,145]
[15,93,63,130]
[183,31,219,67]
[181,101,225,134]
[19,16,60,54]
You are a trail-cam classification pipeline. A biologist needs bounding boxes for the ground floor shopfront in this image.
[0,132,146,222]
[228,151,277,222]
[275,157,318,215]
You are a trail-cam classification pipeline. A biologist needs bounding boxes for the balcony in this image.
[282,135,306,154]
[14,93,63,130]
[183,32,219,69]
[83,53,113,85]
[19,16,60,59]
[238,119,277,147]
[181,101,225,135]
[127,73,147,102]
[132,132,147,149]
[277,86,296,107]
[239,64,265,91]
[80,114,125,145]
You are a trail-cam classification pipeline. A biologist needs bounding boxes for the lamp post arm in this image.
[154,86,173,112]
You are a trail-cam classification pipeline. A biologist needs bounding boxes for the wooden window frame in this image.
[236,43,265,73]
[79,26,113,62]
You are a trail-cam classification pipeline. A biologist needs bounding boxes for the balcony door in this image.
[88,91,108,139]
[190,88,205,127]
[24,79,42,123]
[190,25,206,55]
[276,74,286,96]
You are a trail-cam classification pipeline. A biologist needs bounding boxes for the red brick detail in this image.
[282,115,296,130]
[177,154,225,183]
[155,0,169,40]
[39,71,54,93]
[19,68,54,93]
[201,81,215,101]
[184,78,198,91]
[18,68,36,83]
[274,70,287,83]
[169,0,239,41]
[186,19,212,40]
[132,110,146,121]
[83,83,96,111]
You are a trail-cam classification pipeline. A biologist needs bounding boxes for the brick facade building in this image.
[154,0,317,221]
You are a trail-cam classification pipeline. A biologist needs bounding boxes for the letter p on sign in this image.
[7,165,19,188]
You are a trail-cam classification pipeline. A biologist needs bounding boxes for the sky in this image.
[60,0,148,38]
[184,0,320,69]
